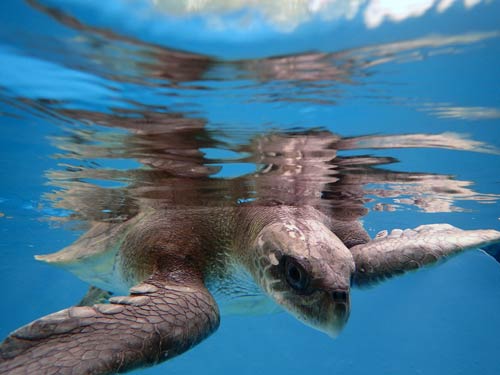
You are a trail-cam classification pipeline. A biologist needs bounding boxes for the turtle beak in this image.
[331,289,350,319]
[321,288,350,338]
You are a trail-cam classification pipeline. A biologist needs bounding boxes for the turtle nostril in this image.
[331,290,348,304]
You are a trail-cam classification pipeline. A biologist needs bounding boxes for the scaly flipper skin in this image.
[0,273,220,375]
[351,224,500,286]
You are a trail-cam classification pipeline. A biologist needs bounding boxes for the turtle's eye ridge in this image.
[284,256,309,291]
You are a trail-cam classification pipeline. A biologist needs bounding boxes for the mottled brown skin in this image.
[0,273,219,375]
[0,206,361,374]
[1,205,500,375]
[0,208,228,375]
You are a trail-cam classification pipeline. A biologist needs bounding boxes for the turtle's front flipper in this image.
[0,273,220,375]
[351,224,500,286]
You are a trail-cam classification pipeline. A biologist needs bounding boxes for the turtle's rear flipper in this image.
[351,224,500,286]
[77,285,113,306]
[0,273,220,375]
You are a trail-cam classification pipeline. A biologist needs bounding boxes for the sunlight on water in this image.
[0,1,499,374]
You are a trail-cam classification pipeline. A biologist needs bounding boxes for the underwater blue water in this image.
[1,1,500,374]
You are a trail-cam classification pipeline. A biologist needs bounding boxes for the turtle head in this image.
[250,218,355,337]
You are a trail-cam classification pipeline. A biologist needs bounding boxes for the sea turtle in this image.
[1,130,499,375]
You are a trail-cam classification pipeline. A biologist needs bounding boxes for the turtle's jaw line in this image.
[293,303,350,338]
[265,287,351,338]
[314,308,350,338]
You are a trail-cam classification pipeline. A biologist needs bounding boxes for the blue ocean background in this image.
[1,1,500,374]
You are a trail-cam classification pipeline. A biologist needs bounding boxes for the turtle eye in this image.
[284,257,309,291]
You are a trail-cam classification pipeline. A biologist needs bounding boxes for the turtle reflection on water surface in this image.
[1,130,500,375]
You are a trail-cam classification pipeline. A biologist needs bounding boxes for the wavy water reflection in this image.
[0,1,497,227]
[44,111,499,229]
[3,1,499,104]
